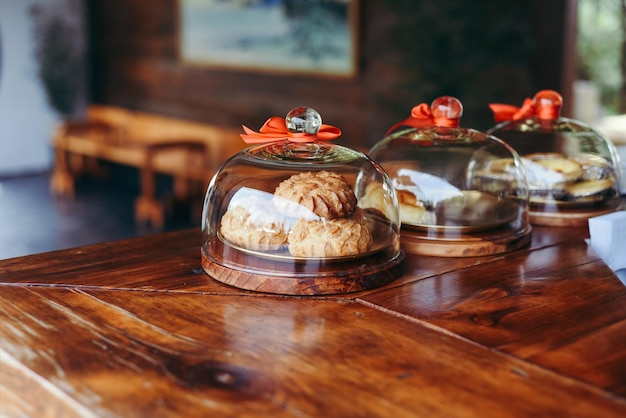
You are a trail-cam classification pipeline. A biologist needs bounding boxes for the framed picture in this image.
[178,0,359,78]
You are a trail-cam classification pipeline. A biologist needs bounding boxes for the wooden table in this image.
[1,224,625,417]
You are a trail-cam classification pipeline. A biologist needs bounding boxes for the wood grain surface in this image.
[1,225,625,417]
[362,240,626,397]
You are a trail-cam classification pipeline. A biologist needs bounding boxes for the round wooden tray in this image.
[201,238,405,295]
[400,225,532,257]
[529,205,623,227]
[528,190,624,227]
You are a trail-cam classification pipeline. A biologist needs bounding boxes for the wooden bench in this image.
[50,105,247,229]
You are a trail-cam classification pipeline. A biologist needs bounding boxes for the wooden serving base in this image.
[201,239,405,295]
[529,205,622,227]
[401,226,532,257]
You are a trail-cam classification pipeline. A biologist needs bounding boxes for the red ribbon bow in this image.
[240,116,341,144]
[489,90,563,123]
[385,103,461,136]
[489,98,536,123]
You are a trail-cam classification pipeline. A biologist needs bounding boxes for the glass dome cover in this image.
[368,96,531,257]
[488,90,623,226]
[201,107,403,295]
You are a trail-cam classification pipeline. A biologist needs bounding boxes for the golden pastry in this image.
[367,183,435,226]
[358,182,396,221]
[571,154,615,181]
[522,155,580,194]
[399,202,435,225]
[486,158,517,173]
[220,206,289,251]
[532,157,583,181]
[525,152,566,161]
[288,216,373,257]
[274,171,357,219]
[566,179,614,197]
[396,189,418,206]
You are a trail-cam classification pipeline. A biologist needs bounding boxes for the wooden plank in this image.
[59,135,212,181]
[357,224,593,294]
[0,224,597,306]
[361,239,626,397]
[1,286,624,417]
[0,229,230,293]
[0,226,593,295]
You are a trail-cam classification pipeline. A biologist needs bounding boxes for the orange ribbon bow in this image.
[489,90,563,123]
[385,102,461,136]
[240,116,341,144]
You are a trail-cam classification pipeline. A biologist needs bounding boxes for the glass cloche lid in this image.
[368,96,531,257]
[488,90,624,227]
[201,107,403,295]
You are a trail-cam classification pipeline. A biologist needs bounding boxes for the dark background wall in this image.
[87,0,576,151]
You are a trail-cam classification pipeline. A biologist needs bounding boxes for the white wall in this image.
[0,0,59,177]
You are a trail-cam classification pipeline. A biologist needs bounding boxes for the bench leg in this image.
[135,159,166,230]
[50,147,75,196]
[173,177,190,200]
[69,154,108,180]
[173,177,205,224]
[50,168,75,196]
[134,195,165,230]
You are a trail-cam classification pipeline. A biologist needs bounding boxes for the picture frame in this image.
[178,0,359,78]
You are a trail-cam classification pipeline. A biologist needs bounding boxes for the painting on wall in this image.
[178,0,359,78]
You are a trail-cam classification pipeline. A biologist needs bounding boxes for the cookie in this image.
[274,171,357,219]
[571,154,615,181]
[532,157,583,181]
[288,216,373,258]
[522,157,578,191]
[566,178,614,197]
